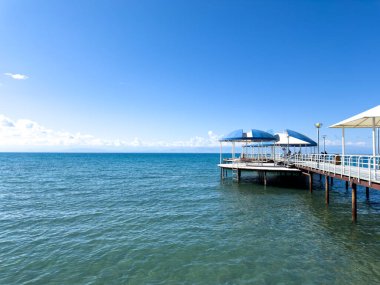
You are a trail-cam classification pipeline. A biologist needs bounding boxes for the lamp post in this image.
[315,123,323,154]
[322,135,327,153]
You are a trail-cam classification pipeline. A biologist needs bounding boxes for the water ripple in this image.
[0,153,379,284]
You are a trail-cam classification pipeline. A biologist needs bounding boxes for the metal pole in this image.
[219,142,222,164]
[342,128,345,157]
[373,119,377,174]
[315,123,322,155]
[322,135,326,153]
[373,117,376,157]
[317,128,320,155]
[378,127,379,155]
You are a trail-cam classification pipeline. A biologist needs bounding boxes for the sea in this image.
[0,153,379,285]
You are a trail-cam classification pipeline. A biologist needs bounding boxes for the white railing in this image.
[221,154,380,184]
[290,154,380,184]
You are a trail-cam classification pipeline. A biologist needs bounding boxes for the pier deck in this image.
[218,162,300,173]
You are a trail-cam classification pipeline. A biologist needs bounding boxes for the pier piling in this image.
[303,172,313,193]
[352,183,357,222]
[309,173,313,193]
[325,175,329,205]
[366,187,369,200]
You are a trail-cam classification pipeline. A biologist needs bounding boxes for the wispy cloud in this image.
[0,114,221,149]
[4,73,29,80]
[325,139,367,147]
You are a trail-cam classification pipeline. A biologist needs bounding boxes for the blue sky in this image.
[0,0,379,152]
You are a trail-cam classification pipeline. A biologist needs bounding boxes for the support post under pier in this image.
[302,172,313,193]
[325,175,329,205]
[309,173,313,193]
[352,183,357,223]
[366,187,369,200]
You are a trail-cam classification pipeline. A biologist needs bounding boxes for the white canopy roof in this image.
[330,105,380,128]
[274,132,316,147]
[245,130,316,147]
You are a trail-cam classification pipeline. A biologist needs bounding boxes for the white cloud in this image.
[0,115,15,127]
[325,139,367,147]
[4,73,29,80]
[1,114,373,152]
[0,114,222,150]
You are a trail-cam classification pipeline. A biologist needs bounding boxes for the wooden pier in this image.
[219,154,380,222]
[219,106,380,223]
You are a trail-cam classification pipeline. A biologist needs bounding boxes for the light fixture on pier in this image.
[314,122,323,154]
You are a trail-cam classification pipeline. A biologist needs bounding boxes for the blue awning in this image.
[272,129,317,147]
[220,129,244,141]
[220,129,277,142]
[244,129,317,147]
[285,129,317,146]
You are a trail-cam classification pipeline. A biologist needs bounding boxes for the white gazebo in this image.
[330,105,380,157]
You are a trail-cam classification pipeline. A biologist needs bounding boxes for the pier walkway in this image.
[293,154,380,189]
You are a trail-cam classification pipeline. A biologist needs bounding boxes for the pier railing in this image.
[292,154,380,185]
[221,153,380,184]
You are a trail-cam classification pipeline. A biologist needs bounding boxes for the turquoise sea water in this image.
[0,153,379,284]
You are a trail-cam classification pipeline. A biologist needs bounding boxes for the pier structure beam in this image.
[330,177,334,185]
[325,175,329,205]
[352,183,357,222]
[345,181,348,190]
[366,187,369,200]
[237,169,241,183]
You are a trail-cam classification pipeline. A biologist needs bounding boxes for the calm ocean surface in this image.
[0,153,379,284]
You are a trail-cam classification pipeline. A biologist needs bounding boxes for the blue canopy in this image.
[285,129,317,146]
[245,129,317,147]
[220,129,244,141]
[220,129,277,142]
[273,129,317,147]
